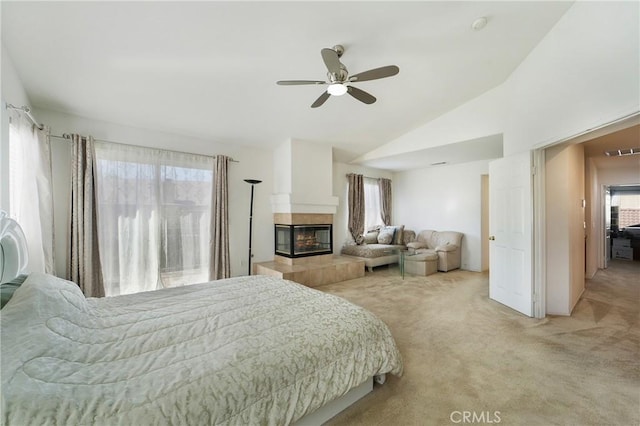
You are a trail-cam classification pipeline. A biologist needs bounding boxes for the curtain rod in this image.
[346,173,390,180]
[5,103,45,130]
[6,102,238,162]
[50,133,239,163]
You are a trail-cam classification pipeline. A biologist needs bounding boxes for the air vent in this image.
[604,148,640,157]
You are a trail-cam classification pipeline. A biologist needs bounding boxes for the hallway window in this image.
[612,193,640,230]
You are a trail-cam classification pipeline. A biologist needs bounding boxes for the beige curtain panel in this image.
[210,155,231,280]
[378,178,392,226]
[347,173,365,242]
[68,134,105,297]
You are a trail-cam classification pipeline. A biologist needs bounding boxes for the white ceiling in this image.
[2,1,574,165]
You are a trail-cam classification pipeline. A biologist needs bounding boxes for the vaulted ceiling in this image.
[2,1,574,163]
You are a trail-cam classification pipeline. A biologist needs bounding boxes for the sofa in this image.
[341,226,413,272]
[341,227,463,273]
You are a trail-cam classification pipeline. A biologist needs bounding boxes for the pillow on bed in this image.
[1,274,28,309]
[377,227,395,244]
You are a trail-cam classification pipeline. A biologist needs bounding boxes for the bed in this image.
[0,212,403,425]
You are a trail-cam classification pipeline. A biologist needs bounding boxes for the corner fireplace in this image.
[275,224,333,258]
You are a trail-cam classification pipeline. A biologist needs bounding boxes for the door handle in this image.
[489,236,495,241]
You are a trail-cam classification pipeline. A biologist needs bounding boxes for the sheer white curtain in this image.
[8,110,55,275]
[363,177,383,232]
[94,142,214,296]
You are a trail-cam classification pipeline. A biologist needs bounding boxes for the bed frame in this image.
[295,378,373,425]
[0,211,29,283]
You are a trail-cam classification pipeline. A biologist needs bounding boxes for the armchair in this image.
[407,230,463,272]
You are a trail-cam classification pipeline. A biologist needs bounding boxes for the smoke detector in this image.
[471,17,488,31]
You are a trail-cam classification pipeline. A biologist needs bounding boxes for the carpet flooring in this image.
[318,260,639,426]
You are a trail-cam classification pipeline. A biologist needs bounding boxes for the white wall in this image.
[504,1,640,155]
[597,166,640,187]
[545,142,585,315]
[34,108,275,278]
[291,140,333,198]
[332,161,392,253]
[393,159,489,272]
[1,45,32,212]
[273,141,292,195]
[272,139,338,214]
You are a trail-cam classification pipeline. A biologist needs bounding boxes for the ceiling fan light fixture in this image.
[327,83,348,96]
[276,46,399,107]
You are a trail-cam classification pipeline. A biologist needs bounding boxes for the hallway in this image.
[581,259,639,319]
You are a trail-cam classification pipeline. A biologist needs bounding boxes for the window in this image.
[612,193,640,230]
[363,177,384,232]
[94,142,214,296]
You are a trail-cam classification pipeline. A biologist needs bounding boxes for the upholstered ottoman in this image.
[404,252,438,276]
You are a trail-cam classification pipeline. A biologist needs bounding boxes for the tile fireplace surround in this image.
[253,213,365,287]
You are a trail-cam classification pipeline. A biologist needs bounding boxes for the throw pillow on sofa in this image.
[390,225,404,245]
[377,227,395,244]
[364,230,379,244]
[378,225,404,245]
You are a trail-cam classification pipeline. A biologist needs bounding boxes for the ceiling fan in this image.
[276,45,399,108]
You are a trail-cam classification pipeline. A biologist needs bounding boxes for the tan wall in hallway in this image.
[545,142,585,315]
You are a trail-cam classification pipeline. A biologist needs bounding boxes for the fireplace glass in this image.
[275,224,333,258]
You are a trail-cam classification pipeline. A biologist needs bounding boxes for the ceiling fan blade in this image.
[277,80,326,86]
[311,91,331,108]
[349,65,400,82]
[347,86,376,104]
[321,48,342,75]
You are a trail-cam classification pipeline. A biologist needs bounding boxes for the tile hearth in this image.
[253,256,365,288]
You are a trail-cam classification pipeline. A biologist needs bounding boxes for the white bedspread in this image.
[1,273,402,425]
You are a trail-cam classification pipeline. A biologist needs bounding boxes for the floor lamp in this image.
[244,179,262,275]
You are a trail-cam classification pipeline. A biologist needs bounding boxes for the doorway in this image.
[541,120,639,316]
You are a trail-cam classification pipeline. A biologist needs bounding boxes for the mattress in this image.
[1,273,402,425]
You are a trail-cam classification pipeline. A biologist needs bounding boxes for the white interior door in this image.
[489,151,533,317]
